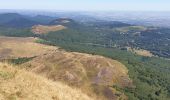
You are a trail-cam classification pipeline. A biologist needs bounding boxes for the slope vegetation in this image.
[22,51,132,100]
[0,63,93,100]
[0,36,132,100]
[0,36,57,59]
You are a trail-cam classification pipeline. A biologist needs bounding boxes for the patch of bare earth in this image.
[126,47,153,57]
[32,25,66,34]
[133,49,153,57]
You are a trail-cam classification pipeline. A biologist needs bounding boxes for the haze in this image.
[0,0,170,11]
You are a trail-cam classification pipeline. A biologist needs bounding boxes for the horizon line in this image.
[0,9,170,12]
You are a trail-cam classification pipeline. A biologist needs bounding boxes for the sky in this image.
[0,0,170,11]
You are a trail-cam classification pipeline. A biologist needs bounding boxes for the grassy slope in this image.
[0,63,93,100]
[21,51,131,100]
[0,36,58,59]
[34,23,170,100]
[41,42,170,100]
[0,36,131,100]
[31,25,66,34]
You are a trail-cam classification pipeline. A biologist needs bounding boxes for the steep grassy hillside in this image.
[44,43,170,100]
[0,63,93,100]
[21,51,132,100]
[0,36,132,100]
[38,30,170,100]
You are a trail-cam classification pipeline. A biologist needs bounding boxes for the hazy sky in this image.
[0,0,170,11]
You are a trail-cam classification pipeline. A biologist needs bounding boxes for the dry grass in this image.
[32,25,66,34]
[0,36,58,59]
[22,51,132,100]
[0,63,93,100]
[0,36,132,100]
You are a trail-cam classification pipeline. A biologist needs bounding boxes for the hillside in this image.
[0,13,55,28]
[3,17,39,28]
[0,13,23,24]
[0,63,93,100]
[0,36,132,100]
[32,25,66,34]
[35,21,170,99]
[0,36,57,59]
[0,13,39,28]
[22,51,132,100]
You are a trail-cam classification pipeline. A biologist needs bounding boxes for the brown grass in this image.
[32,25,66,34]
[0,63,93,100]
[22,51,132,100]
[0,36,132,100]
[0,36,58,59]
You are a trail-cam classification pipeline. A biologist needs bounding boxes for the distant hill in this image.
[0,13,22,24]
[2,17,39,28]
[31,15,56,24]
[89,21,131,28]
[0,13,80,28]
[0,13,57,28]
[0,13,130,29]
[0,13,39,28]
[49,18,78,27]
[32,25,66,34]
